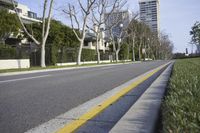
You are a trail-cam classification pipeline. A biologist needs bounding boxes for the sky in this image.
[18,0,200,53]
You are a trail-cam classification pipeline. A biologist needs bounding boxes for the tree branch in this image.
[42,0,47,40]
[44,0,54,41]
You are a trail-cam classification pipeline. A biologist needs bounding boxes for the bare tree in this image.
[159,32,174,59]
[127,13,139,62]
[115,24,127,62]
[88,0,120,64]
[12,0,54,67]
[106,7,130,62]
[148,32,160,60]
[136,22,143,61]
[136,22,150,61]
[63,0,96,65]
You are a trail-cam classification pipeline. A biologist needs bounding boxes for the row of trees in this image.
[1,0,174,67]
[63,0,173,64]
[122,19,174,61]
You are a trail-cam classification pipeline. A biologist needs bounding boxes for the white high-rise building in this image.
[139,0,160,33]
[104,10,132,39]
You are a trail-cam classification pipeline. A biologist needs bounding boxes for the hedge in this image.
[0,44,16,59]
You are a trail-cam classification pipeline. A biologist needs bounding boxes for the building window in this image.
[16,8,22,13]
[84,41,89,46]
[28,11,37,19]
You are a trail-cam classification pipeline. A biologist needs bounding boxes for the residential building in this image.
[104,10,132,39]
[0,0,41,62]
[83,31,109,52]
[139,0,160,33]
[0,0,41,24]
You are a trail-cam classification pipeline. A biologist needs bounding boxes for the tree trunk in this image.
[116,49,120,62]
[132,45,135,62]
[147,43,150,59]
[197,45,200,54]
[40,42,46,67]
[127,44,129,60]
[112,39,117,62]
[138,43,141,61]
[132,37,135,62]
[77,39,84,65]
[96,36,101,64]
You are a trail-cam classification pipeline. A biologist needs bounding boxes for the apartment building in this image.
[0,0,41,24]
[0,0,41,58]
[104,10,132,39]
[139,0,160,33]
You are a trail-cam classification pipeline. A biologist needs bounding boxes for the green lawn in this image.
[162,58,200,132]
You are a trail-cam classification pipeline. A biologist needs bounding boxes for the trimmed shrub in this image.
[81,49,96,61]
[0,44,16,59]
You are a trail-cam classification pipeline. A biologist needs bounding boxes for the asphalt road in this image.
[0,61,168,133]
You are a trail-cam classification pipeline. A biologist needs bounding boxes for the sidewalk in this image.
[0,61,140,76]
[110,63,173,133]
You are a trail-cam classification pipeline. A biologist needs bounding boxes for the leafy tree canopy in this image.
[25,19,79,48]
[190,21,200,45]
[0,9,20,43]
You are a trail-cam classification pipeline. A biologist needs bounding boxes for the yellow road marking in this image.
[56,63,170,133]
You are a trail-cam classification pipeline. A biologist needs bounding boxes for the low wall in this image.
[56,60,132,66]
[56,60,111,66]
[0,59,30,70]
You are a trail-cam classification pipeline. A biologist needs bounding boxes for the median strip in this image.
[56,62,171,133]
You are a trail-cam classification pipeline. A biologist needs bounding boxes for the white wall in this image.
[0,59,30,70]
[56,60,111,66]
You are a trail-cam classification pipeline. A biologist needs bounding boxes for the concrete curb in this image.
[0,61,141,76]
[110,63,173,133]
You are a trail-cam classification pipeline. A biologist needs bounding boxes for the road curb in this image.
[110,63,173,133]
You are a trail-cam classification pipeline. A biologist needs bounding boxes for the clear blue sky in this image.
[18,0,200,53]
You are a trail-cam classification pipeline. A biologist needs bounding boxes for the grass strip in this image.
[162,58,200,133]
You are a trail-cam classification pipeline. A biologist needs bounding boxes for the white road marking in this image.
[99,66,114,70]
[0,75,51,83]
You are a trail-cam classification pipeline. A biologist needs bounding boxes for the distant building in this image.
[0,0,41,24]
[139,0,160,33]
[83,31,109,52]
[104,10,132,39]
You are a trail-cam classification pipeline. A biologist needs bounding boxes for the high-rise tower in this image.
[104,10,131,38]
[139,0,160,33]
